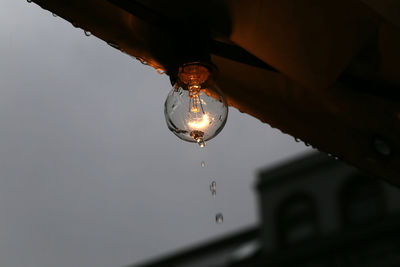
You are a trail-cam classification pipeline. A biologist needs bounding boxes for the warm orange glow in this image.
[179,64,210,85]
[188,114,210,129]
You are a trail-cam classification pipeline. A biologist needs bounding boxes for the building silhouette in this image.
[133,152,400,266]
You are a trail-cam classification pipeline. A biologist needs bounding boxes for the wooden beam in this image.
[29,0,400,184]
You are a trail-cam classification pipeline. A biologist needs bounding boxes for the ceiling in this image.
[30,0,400,184]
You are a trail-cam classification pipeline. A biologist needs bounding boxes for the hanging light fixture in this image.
[164,62,228,147]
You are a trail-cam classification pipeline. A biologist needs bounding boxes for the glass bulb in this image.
[164,63,228,145]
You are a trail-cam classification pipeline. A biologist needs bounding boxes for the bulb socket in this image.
[174,62,217,87]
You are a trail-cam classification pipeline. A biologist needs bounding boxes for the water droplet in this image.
[210,181,216,197]
[201,161,205,168]
[156,68,165,74]
[294,137,301,142]
[84,30,91,36]
[198,140,206,148]
[305,142,310,147]
[210,181,216,191]
[27,0,32,3]
[372,137,391,156]
[107,41,120,49]
[190,131,205,147]
[52,13,57,17]
[137,57,148,65]
[216,213,223,224]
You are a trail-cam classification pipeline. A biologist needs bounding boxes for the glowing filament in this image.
[188,114,210,130]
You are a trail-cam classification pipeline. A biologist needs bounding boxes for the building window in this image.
[276,192,319,247]
[339,173,385,227]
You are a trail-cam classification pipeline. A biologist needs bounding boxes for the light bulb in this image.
[164,62,228,146]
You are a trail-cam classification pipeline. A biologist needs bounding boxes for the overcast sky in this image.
[0,1,309,267]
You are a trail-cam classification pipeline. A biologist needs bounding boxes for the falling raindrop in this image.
[210,181,217,197]
[210,181,216,191]
[216,213,223,224]
[201,161,205,168]
[84,30,91,36]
